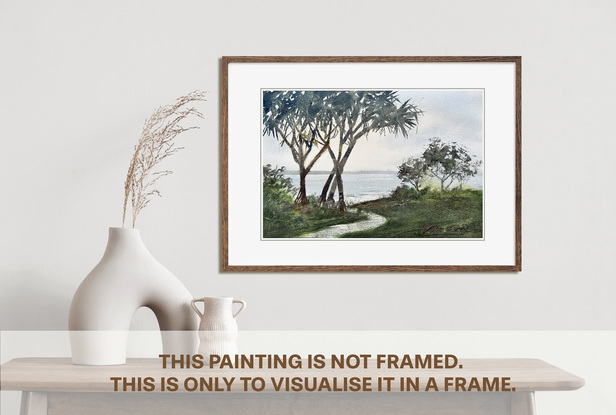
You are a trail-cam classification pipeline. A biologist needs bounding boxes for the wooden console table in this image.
[0,358,583,415]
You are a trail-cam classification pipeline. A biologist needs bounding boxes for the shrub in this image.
[390,184,429,201]
[262,165,307,237]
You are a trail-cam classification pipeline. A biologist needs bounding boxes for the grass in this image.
[263,186,483,239]
[341,189,483,238]
[263,204,368,238]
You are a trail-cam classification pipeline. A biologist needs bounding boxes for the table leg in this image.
[20,391,48,415]
[511,392,536,415]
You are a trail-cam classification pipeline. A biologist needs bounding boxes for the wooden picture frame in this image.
[222,56,521,272]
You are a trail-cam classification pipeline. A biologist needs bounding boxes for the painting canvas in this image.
[223,57,520,271]
[262,89,484,239]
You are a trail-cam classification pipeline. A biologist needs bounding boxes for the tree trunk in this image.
[327,180,337,202]
[336,172,346,212]
[319,140,356,209]
[319,169,339,206]
[295,169,309,205]
[318,168,336,205]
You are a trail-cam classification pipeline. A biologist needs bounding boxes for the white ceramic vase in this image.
[191,297,246,361]
[69,227,198,365]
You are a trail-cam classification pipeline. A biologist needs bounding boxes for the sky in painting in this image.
[262,89,484,175]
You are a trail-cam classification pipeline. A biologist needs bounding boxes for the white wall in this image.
[1,1,615,414]
[1,1,615,331]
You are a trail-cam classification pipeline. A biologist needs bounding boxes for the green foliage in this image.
[390,184,430,201]
[295,205,368,236]
[262,164,367,238]
[324,91,422,141]
[344,189,483,238]
[263,164,295,200]
[317,91,423,210]
[397,138,481,192]
[422,138,481,191]
[397,157,427,191]
[263,90,423,210]
[262,165,303,238]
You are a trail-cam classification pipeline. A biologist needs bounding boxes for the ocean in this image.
[287,171,483,204]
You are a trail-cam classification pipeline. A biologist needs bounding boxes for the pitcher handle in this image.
[191,298,204,318]
[232,300,246,318]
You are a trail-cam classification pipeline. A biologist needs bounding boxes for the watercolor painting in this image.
[262,89,484,239]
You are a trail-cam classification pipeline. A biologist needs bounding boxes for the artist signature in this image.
[423,225,464,234]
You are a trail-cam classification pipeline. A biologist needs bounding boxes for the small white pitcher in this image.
[190,297,246,361]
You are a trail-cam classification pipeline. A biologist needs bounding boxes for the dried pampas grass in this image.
[122,91,206,228]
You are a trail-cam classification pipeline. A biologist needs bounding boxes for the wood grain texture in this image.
[514,56,523,272]
[220,56,522,272]
[221,57,230,271]
[46,392,512,415]
[1,358,583,393]
[222,56,521,64]
[221,265,521,273]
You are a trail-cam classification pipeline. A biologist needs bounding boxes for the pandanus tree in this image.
[263,91,336,205]
[318,91,422,212]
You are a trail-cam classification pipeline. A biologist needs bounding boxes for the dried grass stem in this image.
[122,91,206,227]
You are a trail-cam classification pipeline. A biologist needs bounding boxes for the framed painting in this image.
[222,56,521,272]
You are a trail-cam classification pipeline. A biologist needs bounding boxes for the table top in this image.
[0,358,584,393]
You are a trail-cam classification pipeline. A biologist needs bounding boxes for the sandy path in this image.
[301,211,386,238]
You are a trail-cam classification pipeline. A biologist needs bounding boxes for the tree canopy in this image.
[263,91,337,205]
[397,156,427,192]
[398,138,481,192]
[263,90,423,211]
[318,91,422,211]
